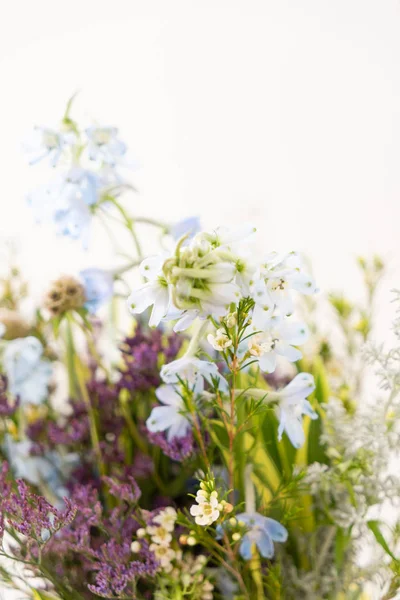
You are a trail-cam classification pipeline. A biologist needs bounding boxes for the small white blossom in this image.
[152,507,177,532]
[207,328,232,351]
[149,543,176,571]
[190,490,220,526]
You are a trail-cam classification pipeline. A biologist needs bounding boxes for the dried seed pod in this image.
[43,275,86,316]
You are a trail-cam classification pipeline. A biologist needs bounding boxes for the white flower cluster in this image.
[134,507,178,572]
[128,225,316,356]
[133,225,319,447]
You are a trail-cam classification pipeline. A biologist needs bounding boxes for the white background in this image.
[0,2,399,598]
[0,0,399,338]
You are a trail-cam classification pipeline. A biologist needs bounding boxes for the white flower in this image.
[160,356,228,393]
[207,328,232,351]
[259,252,317,316]
[247,318,309,373]
[152,507,177,532]
[3,336,52,405]
[190,490,220,526]
[277,373,317,448]
[146,385,192,441]
[149,543,176,570]
[24,126,76,167]
[146,525,173,546]
[128,255,171,328]
[86,125,127,166]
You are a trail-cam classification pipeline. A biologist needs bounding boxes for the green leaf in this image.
[367,520,398,561]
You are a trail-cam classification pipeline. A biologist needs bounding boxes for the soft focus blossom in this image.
[146,384,192,442]
[80,268,114,313]
[236,512,288,559]
[160,356,228,393]
[277,373,317,448]
[170,216,201,241]
[86,125,127,166]
[3,336,52,405]
[24,126,76,167]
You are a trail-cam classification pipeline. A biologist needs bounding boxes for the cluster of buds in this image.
[162,229,245,316]
[154,554,214,600]
[43,275,86,316]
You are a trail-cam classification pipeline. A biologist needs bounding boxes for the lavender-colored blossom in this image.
[146,429,195,462]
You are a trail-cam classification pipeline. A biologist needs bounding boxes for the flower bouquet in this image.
[0,98,399,600]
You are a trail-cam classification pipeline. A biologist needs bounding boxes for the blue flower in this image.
[170,217,201,241]
[277,373,317,449]
[236,512,288,560]
[86,126,127,166]
[3,336,52,405]
[27,167,102,246]
[4,437,78,502]
[24,126,76,167]
[80,268,114,313]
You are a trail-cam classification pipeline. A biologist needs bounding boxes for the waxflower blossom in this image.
[3,336,52,405]
[190,489,221,526]
[277,372,318,448]
[236,512,288,559]
[80,268,114,313]
[207,327,232,351]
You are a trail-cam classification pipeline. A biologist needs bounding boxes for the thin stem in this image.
[73,349,106,478]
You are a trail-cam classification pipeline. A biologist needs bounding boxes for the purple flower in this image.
[146,429,195,462]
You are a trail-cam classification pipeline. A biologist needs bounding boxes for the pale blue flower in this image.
[170,217,201,241]
[80,268,114,313]
[277,373,317,449]
[3,336,52,405]
[27,167,102,246]
[235,512,288,560]
[4,437,78,501]
[86,126,127,166]
[24,126,76,167]
[146,384,193,441]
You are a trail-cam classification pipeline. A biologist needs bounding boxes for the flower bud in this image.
[130,541,141,553]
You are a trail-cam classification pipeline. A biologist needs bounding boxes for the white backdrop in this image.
[0,3,399,598]
[0,0,399,335]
